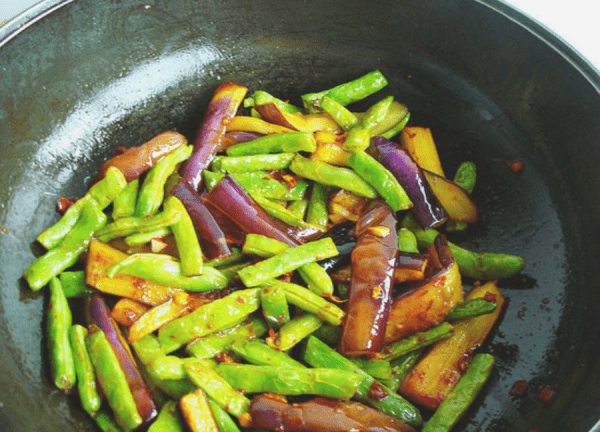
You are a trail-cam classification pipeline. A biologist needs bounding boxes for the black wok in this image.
[1,0,599,430]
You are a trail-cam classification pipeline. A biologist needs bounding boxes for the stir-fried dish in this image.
[23,70,525,432]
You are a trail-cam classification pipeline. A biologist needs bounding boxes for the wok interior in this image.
[1,0,600,430]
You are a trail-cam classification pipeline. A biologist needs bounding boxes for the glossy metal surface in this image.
[1,0,600,430]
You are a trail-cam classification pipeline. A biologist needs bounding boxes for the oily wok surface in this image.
[1,0,600,430]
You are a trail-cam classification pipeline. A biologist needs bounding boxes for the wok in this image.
[1,0,599,430]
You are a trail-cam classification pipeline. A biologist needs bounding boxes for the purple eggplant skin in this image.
[317,221,356,272]
[204,175,300,247]
[86,292,158,425]
[369,136,447,230]
[166,174,233,261]
[250,394,417,432]
[338,201,398,358]
[180,82,248,191]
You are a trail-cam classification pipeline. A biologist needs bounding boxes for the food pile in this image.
[24,71,524,432]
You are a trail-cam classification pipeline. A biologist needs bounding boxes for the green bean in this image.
[422,354,495,432]
[397,227,419,253]
[186,316,269,359]
[212,153,296,172]
[147,356,217,381]
[319,95,359,131]
[361,95,395,131]
[205,247,246,268]
[447,298,498,322]
[69,325,101,415]
[230,340,305,368]
[260,284,290,329]
[251,194,309,228]
[147,400,186,432]
[113,179,139,219]
[185,362,251,419]
[378,322,455,362]
[287,199,308,220]
[349,358,393,381]
[106,253,227,292]
[87,327,143,431]
[36,166,126,249]
[124,227,172,246]
[237,237,338,287]
[401,214,525,279]
[267,313,324,351]
[24,198,107,290]
[46,277,76,391]
[215,364,362,400]
[303,336,422,428]
[207,398,242,432]
[205,170,308,201]
[218,261,253,285]
[242,234,333,297]
[158,288,261,353]
[311,322,343,346]
[290,154,378,198]
[135,144,193,217]
[131,333,165,365]
[245,90,303,113]
[382,349,424,393]
[301,70,388,113]
[342,124,370,153]
[169,197,203,276]
[447,161,477,232]
[271,280,345,325]
[59,270,93,298]
[96,195,182,242]
[226,132,316,156]
[347,150,412,211]
[306,182,331,228]
[93,409,125,432]
[380,111,411,139]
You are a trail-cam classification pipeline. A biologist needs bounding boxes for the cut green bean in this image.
[158,288,261,353]
[113,179,139,219]
[87,327,143,431]
[106,253,227,292]
[124,227,172,246]
[47,277,76,391]
[205,248,246,268]
[230,340,305,368]
[303,335,422,428]
[186,316,269,359]
[245,90,303,113]
[215,364,362,400]
[380,111,411,139]
[251,194,309,228]
[169,197,203,276]
[397,227,419,253]
[306,182,331,228]
[349,358,393,381]
[237,237,338,287]
[226,132,316,156]
[271,280,345,325]
[96,195,182,242]
[447,298,498,321]
[24,198,107,290]
[36,166,126,249]
[69,325,101,415]
[205,170,309,201]
[347,150,412,211]
[185,362,251,419]
[447,161,477,232]
[93,409,125,432]
[135,144,193,217]
[319,95,359,131]
[422,354,495,432]
[147,400,186,432]
[212,153,296,172]
[290,154,378,198]
[378,322,455,362]
[267,313,324,351]
[401,214,525,280]
[242,233,334,297]
[260,284,290,329]
[287,199,308,220]
[147,356,217,381]
[383,349,425,393]
[312,322,343,346]
[59,271,93,298]
[208,398,242,432]
[301,70,388,113]
[342,124,370,152]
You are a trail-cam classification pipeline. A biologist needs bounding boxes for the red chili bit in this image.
[268,329,277,339]
[56,197,77,214]
[406,130,417,139]
[1,227,7,234]
[368,381,388,401]
[236,295,247,304]
[483,291,497,302]
[508,160,524,172]
[509,380,528,396]
[215,351,237,364]
[537,385,555,402]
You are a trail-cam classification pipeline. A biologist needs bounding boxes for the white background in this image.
[1,0,599,72]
